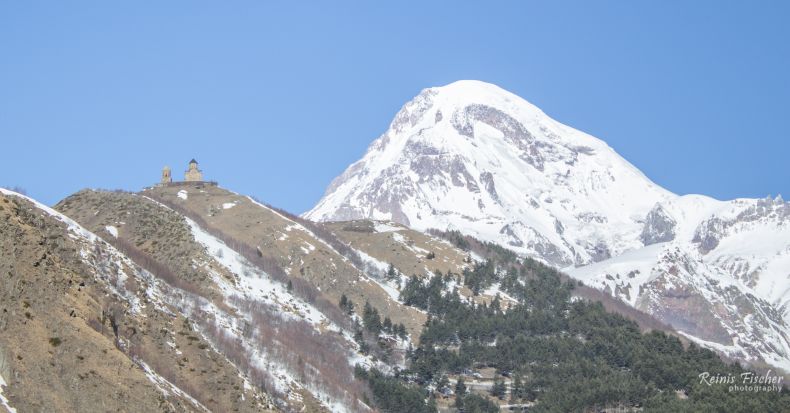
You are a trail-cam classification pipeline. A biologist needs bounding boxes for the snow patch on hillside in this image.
[105,225,119,238]
[374,222,403,233]
[0,373,16,413]
[138,359,210,412]
[186,218,335,329]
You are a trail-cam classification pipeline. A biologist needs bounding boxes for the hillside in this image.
[54,184,482,411]
[0,188,275,412]
[139,184,430,338]
[1,182,786,412]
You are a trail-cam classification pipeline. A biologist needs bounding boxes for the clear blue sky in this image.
[1,1,788,213]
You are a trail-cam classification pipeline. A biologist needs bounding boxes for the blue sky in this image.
[1,1,788,213]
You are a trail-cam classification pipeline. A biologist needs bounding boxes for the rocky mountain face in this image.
[305,80,790,372]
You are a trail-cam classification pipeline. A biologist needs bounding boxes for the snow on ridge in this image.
[0,187,97,242]
[0,372,16,413]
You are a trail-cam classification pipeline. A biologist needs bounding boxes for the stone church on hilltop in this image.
[161,159,206,184]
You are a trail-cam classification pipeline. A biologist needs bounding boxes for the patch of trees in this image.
[339,293,355,314]
[427,228,517,264]
[460,393,498,413]
[399,263,789,412]
[340,296,406,363]
[426,229,470,251]
[400,273,454,313]
[354,366,436,413]
[463,260,498,295]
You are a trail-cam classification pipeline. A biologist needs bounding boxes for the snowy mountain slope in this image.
[305,80,790,371]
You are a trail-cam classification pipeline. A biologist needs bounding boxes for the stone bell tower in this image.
[161,166,172,184]
[184,159,203,182]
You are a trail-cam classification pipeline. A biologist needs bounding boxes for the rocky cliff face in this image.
[306,80,790,372]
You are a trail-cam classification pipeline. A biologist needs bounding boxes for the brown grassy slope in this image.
[55,189,362,412]
[143,184,427,338]
[0,192,276,413]
[0,193,192,412]
[56,190,221,300]
[325,220,470,277]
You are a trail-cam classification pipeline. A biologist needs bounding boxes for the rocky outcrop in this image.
[641,204,677,245]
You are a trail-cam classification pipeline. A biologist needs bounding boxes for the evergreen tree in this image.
[437,375,449,393]
[455,377,466,409]
[510,375,523,402]
[395,323,408,339]
[386,263,398,281]
[354,328,369,354]
[491,378,506,399]
[363,301,382,335]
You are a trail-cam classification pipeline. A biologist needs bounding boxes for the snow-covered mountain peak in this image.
[418,79,546,118]
[309,80,673,267]
[307,80,790,371]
